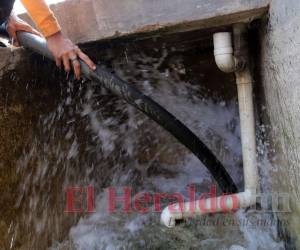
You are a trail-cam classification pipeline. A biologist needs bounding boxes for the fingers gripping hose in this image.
[17,32,237,193]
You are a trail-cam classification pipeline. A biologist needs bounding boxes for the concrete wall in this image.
[0,30,242,249]
[13,0,300,246]
[259,0,300,247]
[20,0,269,44]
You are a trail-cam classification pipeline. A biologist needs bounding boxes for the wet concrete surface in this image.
[0,28,286,249]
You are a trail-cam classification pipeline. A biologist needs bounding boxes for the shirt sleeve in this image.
[20,0,61,37]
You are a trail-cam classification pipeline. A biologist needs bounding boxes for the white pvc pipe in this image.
[213,32,238,73]
[235,68,258,191]
[161,24,258,228]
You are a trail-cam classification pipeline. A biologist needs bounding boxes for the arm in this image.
[8,0,96,78]
[20,0,61,38]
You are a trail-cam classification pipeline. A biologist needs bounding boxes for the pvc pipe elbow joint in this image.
[213,32,237,73]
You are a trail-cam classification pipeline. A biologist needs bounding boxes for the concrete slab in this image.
[20,0,269,44]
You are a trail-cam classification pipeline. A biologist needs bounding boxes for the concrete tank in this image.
[1,0,299,248]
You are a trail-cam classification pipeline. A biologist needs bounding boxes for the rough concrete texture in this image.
[0,47,26,77]
[259,0,300,247]
[20,0,269,44]
[0,50,63,249]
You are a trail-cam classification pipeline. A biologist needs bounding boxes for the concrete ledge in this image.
[20,0,270,44]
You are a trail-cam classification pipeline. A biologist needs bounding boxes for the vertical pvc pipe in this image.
[161,23,258,228]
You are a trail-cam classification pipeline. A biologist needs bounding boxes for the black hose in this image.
[17,32,237,193]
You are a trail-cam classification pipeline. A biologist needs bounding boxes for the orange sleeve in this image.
[20,0,61,37]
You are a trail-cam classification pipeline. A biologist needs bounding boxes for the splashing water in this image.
[6,32,285,249]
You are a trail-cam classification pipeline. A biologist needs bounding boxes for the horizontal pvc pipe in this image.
[161,24,258,227]
[161,190,255,228]
[16,32,238,193]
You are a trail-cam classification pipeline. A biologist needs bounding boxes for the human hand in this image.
[46,31,96,79]
[7,15,41,47]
